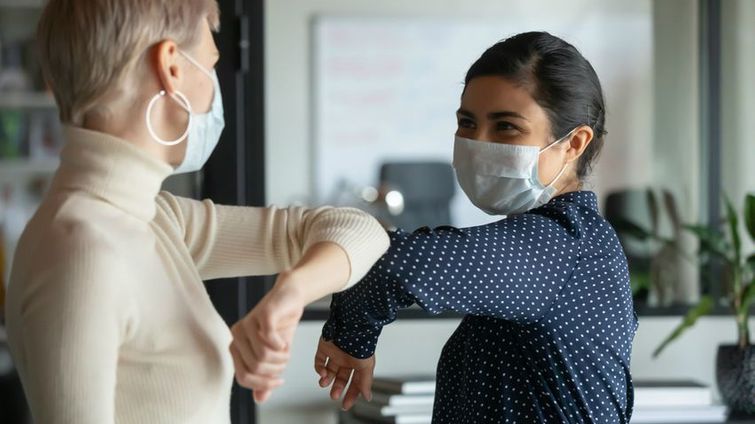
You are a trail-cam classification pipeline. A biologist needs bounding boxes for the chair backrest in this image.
[379,161,456,231]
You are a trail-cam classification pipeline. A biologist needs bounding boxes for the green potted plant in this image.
[619,193,755,415]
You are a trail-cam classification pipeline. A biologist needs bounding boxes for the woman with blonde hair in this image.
[4,1,389,423]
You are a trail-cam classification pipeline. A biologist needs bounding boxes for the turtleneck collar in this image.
[50,126,174,222]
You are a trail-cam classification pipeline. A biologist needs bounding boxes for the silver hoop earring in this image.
[145,90,192,146]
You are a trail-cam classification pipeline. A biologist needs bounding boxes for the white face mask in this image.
[145,50,225,174]
[452,131,572,216]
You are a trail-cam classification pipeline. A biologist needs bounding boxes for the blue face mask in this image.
[145,50,225,174]
[452,130,573,216]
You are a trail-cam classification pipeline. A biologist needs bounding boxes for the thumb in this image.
[260,320,286,351]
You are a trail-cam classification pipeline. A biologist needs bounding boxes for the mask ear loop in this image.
[146,90,192,146]
[545,161,570,188]
[178,50,214,80]
[539,127,577,187]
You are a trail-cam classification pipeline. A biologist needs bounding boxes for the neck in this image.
[53,126,174,221]
[81,104,184,169]
[555,175,582,197]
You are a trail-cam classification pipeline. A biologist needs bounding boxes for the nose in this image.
[466,129,492,142]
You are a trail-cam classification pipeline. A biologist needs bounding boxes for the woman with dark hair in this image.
[307,31,638,423]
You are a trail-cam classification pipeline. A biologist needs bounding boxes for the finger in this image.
[230,344,251,385]
[240,313,285,353]
[314,351,329,380]
[232,337,287,378]
[261,327,286,351]
[321,358,339,388]
[231,327,257,372]
[257,317,286,351]
[330,367,353,400]
[341,373,362,411]
[253,389,271,404]
[357,367,374,402]
[250,359,288,377]
[249,336,291,365]
[278,325,297,351]
[230,344,285,391]
[240,372,285,392]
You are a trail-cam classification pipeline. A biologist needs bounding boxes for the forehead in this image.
[461,76,546,120]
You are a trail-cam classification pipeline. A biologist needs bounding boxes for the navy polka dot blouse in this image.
[322,191,639,423]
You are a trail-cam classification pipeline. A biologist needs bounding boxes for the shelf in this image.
[0,92,56,110]
[0,0,45,8]
[0,158,59,179]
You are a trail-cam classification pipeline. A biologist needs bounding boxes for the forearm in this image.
[274,242,351,305]
[159,194,389,284]
[322,266,416,359]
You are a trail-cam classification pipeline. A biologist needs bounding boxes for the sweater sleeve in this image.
[155,192,389,289]
[323,213,581,359]
[8,235,133,424]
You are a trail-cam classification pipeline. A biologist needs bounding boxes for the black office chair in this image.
[378,161,456,232]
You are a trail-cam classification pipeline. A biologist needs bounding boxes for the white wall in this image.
[721,0,755,254]
[650,0,701,304]
[264,0,654,209]
[652,0,700,213]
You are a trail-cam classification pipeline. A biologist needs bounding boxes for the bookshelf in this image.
[0,92,56,110]
[0,0,45,9]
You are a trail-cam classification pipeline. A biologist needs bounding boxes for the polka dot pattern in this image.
[323,191,638,423]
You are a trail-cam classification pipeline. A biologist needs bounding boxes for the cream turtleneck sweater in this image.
[4,126,389,424]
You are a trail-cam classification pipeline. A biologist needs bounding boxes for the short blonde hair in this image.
[37,0,220,125]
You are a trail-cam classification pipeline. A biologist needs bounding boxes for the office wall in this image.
[722,0,755,255]
[264,0,654,209]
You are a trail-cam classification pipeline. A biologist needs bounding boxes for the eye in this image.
[496,121,518,132]
[457,117,476,129]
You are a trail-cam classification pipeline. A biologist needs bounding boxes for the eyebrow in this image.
[456,108,529,121]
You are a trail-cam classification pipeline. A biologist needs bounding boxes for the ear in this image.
[151,40,182,95]
[564,125,594,164]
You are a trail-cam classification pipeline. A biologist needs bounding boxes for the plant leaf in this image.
[630,271,651,294]
[614,218,653,241]
[743,281,755,311]
[724,195,741,265]
[663,190,682,233]
[647,189,659,236]
[615,217,675,245]
[746,193,755,242]
[653,296,714,358]
[683,224,731,262]
[746,254,755,290]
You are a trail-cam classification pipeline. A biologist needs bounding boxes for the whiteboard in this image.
[312,13,652,227]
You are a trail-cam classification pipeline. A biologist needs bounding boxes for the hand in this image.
[314,338,376,411]
[230,271,305,403]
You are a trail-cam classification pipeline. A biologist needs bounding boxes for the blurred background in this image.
[1,0,754,423]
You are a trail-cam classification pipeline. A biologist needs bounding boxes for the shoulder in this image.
[524,191,603,240]
[13,194,136,289]
[7,212,130,329]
